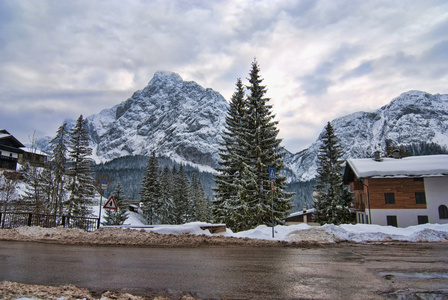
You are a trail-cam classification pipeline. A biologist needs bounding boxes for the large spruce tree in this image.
[50,123,69,217]
[65,115,95,219]
[314,121,354,225]
[140,152,162,225]
[213,60,292,232]
[213,78,247,228]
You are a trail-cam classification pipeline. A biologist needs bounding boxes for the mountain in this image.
[85,71,228,169]
[38,72,448,210]
[286,90,448,182]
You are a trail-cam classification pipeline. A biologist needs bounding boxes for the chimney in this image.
[374,151,382,161]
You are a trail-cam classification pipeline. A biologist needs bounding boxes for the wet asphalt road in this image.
[1,241,447,299]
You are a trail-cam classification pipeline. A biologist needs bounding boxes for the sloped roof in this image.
[0,129,25,148]
[345,155,448,180]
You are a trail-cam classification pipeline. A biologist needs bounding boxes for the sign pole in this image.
[269,168,276,239]
[98,178,108,228]
[272,189,274,238]
[98,194,103,228]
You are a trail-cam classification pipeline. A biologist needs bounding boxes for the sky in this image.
[1,0,448,153]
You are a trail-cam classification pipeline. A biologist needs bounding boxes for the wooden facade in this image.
[344,155,448,227]
[351,178,426,210]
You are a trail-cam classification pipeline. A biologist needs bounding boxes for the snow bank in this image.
[116,222,448,243]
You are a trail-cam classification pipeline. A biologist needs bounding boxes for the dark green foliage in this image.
[172,165,193,224]
[140,152,162,224]
[158,165,175,224]
[213,60,293,232]
[191,173,211,222]
[385,140,448,157]
[213,78,247,227]
[314,122,354,225]
[50,123,69,216]
[65,115,96,219]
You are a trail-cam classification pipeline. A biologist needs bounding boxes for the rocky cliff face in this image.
[84,71,228,169]
[285,91,448,181]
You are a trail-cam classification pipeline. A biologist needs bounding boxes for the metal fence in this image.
[0,212,100,232]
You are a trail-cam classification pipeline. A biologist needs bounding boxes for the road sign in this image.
[103,196,118,210]
[270,180,275,192]
[269,168,276,180]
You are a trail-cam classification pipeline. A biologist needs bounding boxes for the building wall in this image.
[424,177,448,225]
[365,177,448,227]
[0,150,19,159]
[366,178,426,209]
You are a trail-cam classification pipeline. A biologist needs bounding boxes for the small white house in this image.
[343,154,448,227]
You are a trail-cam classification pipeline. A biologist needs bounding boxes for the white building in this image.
[343,155,448,227]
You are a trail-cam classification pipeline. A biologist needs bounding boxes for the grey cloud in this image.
[422,40,448,64]
[300,75,332,96]
[341,61,373,80]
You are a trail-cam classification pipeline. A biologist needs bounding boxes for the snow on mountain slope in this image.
[72,73,448,185]
[85,71,228,168]
[285,91,448,181]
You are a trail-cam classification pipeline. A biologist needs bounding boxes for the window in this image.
[387,216,398,227]
[413,177,424,182]
[439,205,448,219]
[415,192,426,205]
[417,216,429,224]
[385,193,395,205]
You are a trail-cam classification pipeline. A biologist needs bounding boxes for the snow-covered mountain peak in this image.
[149,70,184,86]
[285,90,448,181]
[84,71,228,167]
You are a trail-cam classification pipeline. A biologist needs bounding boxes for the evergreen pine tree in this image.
[21,163,46,213]
[140,152,162,225]
[65,115,95,220]
[172,165,192,224]
[50,123,69,217]
[213,59,293,232]
[102,182,127,226]
[213,78,247,226]
[159,165,175,224]
[314,121,354,225]
[241,59,292,230]
[191,173,211,222]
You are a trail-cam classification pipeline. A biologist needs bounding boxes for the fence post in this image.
[28,213,32,226]
[62,216,66,228]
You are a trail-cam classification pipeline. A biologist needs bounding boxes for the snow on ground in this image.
[86,196,448,243]
[126,222,448,243]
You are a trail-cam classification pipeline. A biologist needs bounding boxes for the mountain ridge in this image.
[85,71,228,170]
[285,90,448,181]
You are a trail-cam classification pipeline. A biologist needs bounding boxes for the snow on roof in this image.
[287,208,316,218]
[23,147,47,156]
[346,155,448,179]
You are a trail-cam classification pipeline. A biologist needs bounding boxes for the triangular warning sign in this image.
[103,196,118,210]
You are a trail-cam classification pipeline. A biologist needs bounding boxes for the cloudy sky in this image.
[1,0,448,153]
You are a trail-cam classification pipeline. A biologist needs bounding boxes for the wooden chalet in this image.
[0,130,47,170]
[0,130,25,170]
[343,154,448,227]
